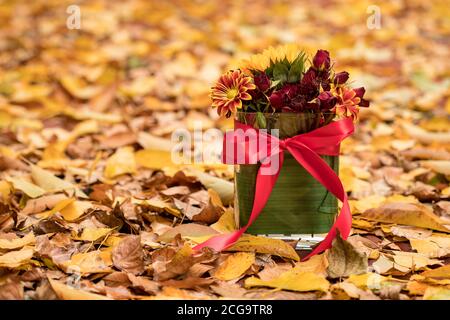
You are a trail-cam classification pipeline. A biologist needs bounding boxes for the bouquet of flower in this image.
[211,44,369,122]
[196,45,370,256]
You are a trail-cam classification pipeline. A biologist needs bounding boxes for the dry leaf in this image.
[104,147,137,179]
[0,233,35,250]
[326,233,368,278]
[112,236,144,275]
[0,246,34,268]
[245,271,329,292]
[227,234,300,261]
[362,202,450,233]
[214,252,255,281]
[48,278,110,300]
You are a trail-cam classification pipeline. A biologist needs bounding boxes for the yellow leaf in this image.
[137,132,175,151]
[0,233,35,250]
[75,228,113,242]
[30,164,87,198]
[227,234,299,261]
[347,273,387,289]
[292,254,328,276]
[210,207,237,233]
[350,195,386,214]
[245,271,329,292]
[214,252,255,281]
[36,197,75,219]
[48,278,110,300]
[420,264,450,280]
[60,201,93,221]
[392,251,441,272]
[60,76,102,100]
[62,250,113,274]
[134,149,174,170]
[402,122,450,144]
[142,197,182,218]
[0,180,11,201]
[7,177,45,198]
[423,287,450,300]
[362,202,450,233]
[158,223,218,243]
[0,247,34,268]
[104,147,137,179]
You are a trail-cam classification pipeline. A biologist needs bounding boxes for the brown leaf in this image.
[112,236,145,275]
[0,281,24,300]
[160,277,214,289]
[127,274,159,295]
[326,233,368,279]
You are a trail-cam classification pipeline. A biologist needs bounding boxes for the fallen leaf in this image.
[227,234,300,261]
[157,223,218,243]
[0,246,34,268]
[326,233,368,278]
[62,250,113,274]
[60,201,93,221]
[245,271,329,292]
[48,278,110,300]
[0,233,35,250]
[112,235,144,275]
[21,194,69,215]
[421,160,450,175]
[104,147,137,179]
[187,170,234,206]
[0,282,24,300]
[30,164,87,198]
[423,287,450,300]
[362,202,450,233]
[75,227,113,242]
[210,207,237,233]
[7,177,45,198]
[214,252,255,281]
[135,149,175,170]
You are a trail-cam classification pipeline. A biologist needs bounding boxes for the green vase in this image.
[234,112,339,239]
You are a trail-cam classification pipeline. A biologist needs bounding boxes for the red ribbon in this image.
[194,117,354,260]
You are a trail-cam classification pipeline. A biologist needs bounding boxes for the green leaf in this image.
[287,54,306,83]
[256,112,267,129]
[272,63,288,84]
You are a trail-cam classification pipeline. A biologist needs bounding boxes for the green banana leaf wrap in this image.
[234,112,339,235]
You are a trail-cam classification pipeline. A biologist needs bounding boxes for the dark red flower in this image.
[334,71,349,85]
[254,72,271,92]
[281,83,300,99]
[313,50,330,71]
[299,68,319,99]
[269,90,284,109]
[353,87,370,107]
[318,91,337,110]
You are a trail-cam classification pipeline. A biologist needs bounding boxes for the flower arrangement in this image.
[211,45,369,121]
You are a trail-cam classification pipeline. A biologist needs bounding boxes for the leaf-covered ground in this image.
[0,0,449,300]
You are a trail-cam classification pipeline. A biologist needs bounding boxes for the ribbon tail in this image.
[194,153,283,252]
[286,144,351,261]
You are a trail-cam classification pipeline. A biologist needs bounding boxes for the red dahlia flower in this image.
[210,70,256,117]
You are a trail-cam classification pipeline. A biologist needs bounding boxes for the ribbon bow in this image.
[194,117,354,260]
